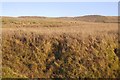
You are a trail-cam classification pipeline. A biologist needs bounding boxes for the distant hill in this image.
[18,16,47,19]
[2,15,119,23]
[73,15,118,23]
[56,15,118,23]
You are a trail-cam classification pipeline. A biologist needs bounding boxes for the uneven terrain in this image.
[1,15,120,78]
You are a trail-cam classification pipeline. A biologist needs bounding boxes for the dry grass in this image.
[2,16,120,78]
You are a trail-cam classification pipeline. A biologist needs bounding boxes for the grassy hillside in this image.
[73,15,118,23]
[2,16,120,78]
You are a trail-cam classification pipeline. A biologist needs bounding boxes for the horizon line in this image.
[1,15,118,18]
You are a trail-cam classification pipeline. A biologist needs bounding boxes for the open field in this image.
[2,16,120,78]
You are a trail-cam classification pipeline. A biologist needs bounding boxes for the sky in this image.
[1,2,118,17]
